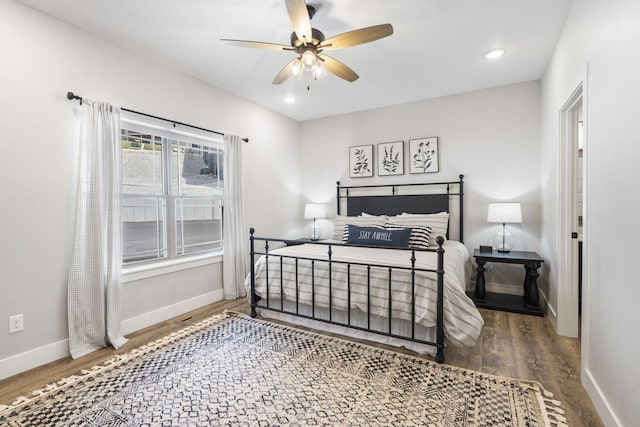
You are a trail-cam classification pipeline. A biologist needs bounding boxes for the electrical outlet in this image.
[9,314,24,334]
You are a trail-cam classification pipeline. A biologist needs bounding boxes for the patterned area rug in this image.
[0,312,567,426]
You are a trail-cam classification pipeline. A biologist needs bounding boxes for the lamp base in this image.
[307,220,320,240]
[493,224,516,252]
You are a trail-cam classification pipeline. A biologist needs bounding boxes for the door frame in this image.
[557,80,587,339]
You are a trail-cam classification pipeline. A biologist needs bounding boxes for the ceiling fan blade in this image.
[220,39,292,51]
[285,0,312,43]
[272,58,300,85]
[319,24,393,51]
[320,55,359,82]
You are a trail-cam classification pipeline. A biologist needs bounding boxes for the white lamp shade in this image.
[304,203,326,219]
[487,203,522,224]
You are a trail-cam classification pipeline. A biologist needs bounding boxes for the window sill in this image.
[122,252,223,283]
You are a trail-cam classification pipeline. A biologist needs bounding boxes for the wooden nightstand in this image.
[471,249,544,316]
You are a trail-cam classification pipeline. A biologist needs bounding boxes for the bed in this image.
[245,175,483,363]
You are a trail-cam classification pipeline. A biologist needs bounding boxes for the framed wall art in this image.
[409,137,439,174]
[377,141,404,176]
[349,145,373,177]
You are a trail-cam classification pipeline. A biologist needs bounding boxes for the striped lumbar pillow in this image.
[388,212,449,246]
[385,223,431,249]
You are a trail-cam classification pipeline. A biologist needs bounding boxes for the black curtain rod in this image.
[66,91,248,142]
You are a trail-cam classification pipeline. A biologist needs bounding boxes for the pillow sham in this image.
[388,212,449,246]
[331,215,386,241]
[385,223,431,249]
[346,225,412,248]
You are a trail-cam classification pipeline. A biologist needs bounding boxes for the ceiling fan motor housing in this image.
[290,28,325,48]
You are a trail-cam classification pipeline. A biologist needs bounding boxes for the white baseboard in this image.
[120,289,224,335]
[539,288,557,327]
[0,290,224,381]
[582,367,621,427]
[0,339,70,381]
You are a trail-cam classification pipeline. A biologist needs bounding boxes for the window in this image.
[121,118,224,265]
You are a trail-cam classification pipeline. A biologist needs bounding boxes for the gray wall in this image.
[300,81,542,295]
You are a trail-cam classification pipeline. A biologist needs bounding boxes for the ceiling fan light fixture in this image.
[290,58,303,78]
[312,63,327,80]
[301,49,317,69]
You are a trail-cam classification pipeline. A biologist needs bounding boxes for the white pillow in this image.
[331,215,387,241]
[388,212,449,246]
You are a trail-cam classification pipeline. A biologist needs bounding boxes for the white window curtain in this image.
[223,134,248,299]
[68,100,127,359]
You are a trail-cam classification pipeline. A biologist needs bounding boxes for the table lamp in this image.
[487,202,522,252]
[304,203,326,240]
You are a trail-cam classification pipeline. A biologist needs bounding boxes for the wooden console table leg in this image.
[475,259,487,300]
[523,263,540,307]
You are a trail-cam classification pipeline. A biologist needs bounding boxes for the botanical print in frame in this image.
[349,145,374,177]
[377,141,404,176]
[409,137,439,174]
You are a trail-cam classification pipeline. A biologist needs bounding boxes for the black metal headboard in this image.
[336,175,465,242]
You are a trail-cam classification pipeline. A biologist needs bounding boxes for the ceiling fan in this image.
[221,0,393,84]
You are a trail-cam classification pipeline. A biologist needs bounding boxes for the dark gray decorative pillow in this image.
[341,224,384,241]
[385,223,431,249]
[346,225,412,248]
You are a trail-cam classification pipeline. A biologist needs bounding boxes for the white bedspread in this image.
[245,240,484,347]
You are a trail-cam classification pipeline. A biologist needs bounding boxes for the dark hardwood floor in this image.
[0,299,603,426]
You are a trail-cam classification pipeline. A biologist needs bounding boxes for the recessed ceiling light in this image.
[485,48,507,59]
[283,96,296,104]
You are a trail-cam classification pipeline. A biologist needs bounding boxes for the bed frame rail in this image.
[249,229,447,363]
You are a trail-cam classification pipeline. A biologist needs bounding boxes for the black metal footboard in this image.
[249,228,447,363]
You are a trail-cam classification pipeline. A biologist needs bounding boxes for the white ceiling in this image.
[17,0,573,122]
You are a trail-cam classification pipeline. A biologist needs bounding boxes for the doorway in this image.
[557,83,584,338]
[576,107,584,319]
